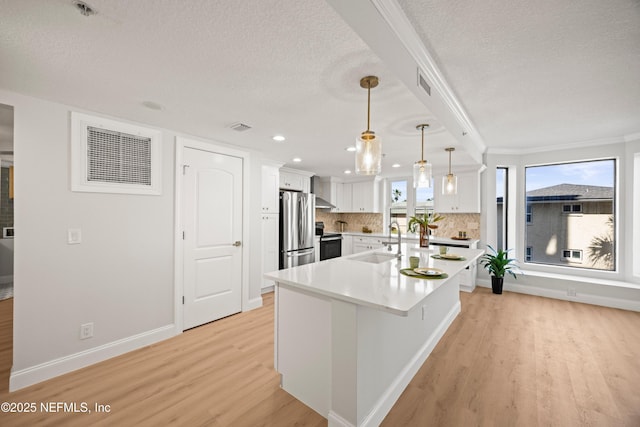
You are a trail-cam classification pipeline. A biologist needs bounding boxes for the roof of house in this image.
[526,183,614,202]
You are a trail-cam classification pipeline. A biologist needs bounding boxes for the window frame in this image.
[523,157,617,273]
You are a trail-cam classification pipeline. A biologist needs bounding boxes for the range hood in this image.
[310,176,336,210]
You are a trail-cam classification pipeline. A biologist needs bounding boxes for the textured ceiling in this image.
[0,0,638,179]
[0,0,467,179]
[397,0,640,150]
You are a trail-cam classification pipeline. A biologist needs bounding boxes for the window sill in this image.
[518,269,640,290]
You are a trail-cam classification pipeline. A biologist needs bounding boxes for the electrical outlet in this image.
[80,322,93,340]
[68,228,82,244]
[567,288,576,297]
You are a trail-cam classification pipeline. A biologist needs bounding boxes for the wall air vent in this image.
[71,112,162,195]
[417,69,431,97]
[229,122,252,132]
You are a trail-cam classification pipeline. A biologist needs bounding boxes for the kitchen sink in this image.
[349,252,400,264]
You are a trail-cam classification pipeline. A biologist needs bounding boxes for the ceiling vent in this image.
[229,122,252,132]
[417,69,431,97]
[71,112,162,195]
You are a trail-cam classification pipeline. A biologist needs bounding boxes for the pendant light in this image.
[355,76,382,175]
[442,147,458,195]
[413,124,432,188]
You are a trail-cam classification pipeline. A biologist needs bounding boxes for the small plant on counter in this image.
[407,212,444,247]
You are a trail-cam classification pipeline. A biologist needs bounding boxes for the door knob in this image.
[233,241,242,247]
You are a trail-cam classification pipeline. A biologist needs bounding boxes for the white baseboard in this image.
[328,410,354,427]
[245,295,263,311]
[261,285,274,294]
[476,279,640,312]
[10,324,176,391]
[360,301,462,427]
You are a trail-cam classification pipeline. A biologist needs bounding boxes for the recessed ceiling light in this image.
[392,163,401,168]
[345,146,356,152]
[273,135,285,142]
[344,170,352,174]
[292,157,302,163]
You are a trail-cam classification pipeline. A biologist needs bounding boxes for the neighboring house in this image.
[499,184,614,270]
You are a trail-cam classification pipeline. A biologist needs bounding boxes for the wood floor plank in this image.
[1,288,640,426]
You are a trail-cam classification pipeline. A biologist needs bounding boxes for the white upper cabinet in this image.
[434,171,481,213]
[318,178,380,213]
[261,164,280,213]
[351,180,380,213]
[279,168,312,193]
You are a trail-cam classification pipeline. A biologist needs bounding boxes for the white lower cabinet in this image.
[341,235,353,256]
[352,236,385,253]
[427,238,479,293]
[261,214,279,289]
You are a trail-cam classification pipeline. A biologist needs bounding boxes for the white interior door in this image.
[183,147,242,330]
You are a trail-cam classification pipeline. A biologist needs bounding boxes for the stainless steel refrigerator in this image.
[279,191,315,269]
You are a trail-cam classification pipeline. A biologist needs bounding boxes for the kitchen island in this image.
[264,243,484,427]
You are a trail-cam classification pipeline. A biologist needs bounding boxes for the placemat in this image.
[431,255,466,261]
[400,268,449,279]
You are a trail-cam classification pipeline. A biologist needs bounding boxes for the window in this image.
[390,180,408,233]
[562,204,582,213]
[496,167,508,251]
[562,249,583,262]
[415,186,434,216]
[525,159,615,271]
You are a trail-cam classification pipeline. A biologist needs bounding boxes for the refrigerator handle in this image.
[286,248,314,257]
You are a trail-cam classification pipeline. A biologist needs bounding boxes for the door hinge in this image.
[182,296,185,305]
[182,164,190,175]
[182,231,185,240]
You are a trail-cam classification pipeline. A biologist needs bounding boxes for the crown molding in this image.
[369,0,486,155]
[487,135,625,155]
[624,132,640,142]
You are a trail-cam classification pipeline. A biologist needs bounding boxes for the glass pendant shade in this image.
[442,173,458,194]
[442,147,458,194]
[413,160,432,188]
[356,76,381,175]
[413,123,431,188]
[355,134,381,175]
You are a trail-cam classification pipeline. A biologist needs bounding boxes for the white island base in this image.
[268,245,483,426]
[276,282,460,426]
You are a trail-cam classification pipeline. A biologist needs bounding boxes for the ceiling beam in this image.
[326,0,486,164]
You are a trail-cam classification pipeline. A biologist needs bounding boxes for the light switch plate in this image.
[68,228,82,244]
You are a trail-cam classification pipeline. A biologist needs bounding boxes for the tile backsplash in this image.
[315,210,481,240]
[315,211,384,233]
[431,213,481,240]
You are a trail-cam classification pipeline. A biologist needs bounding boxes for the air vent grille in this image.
[71,112,162,195]
[418,70,431,96]
[87,126,152,185]
[229,122,252,132]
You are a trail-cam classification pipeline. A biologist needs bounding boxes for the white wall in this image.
[1,89,264,389]
[480,140,640,310]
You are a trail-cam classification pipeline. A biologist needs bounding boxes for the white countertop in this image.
[265,243,484,316]
[342,232,479,247]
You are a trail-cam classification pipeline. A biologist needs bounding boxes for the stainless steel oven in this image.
[320,233,342,260]
[316,221,342,261]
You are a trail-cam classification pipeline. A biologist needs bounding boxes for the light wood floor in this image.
[0,289,639,426]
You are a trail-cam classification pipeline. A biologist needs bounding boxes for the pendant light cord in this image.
[421,125,425,161]
[366,81,371,132]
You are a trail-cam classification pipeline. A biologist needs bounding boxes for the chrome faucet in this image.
[384,221,402,258]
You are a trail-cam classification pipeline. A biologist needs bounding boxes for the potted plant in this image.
[408,212,445,247]
[480,245,519,294]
